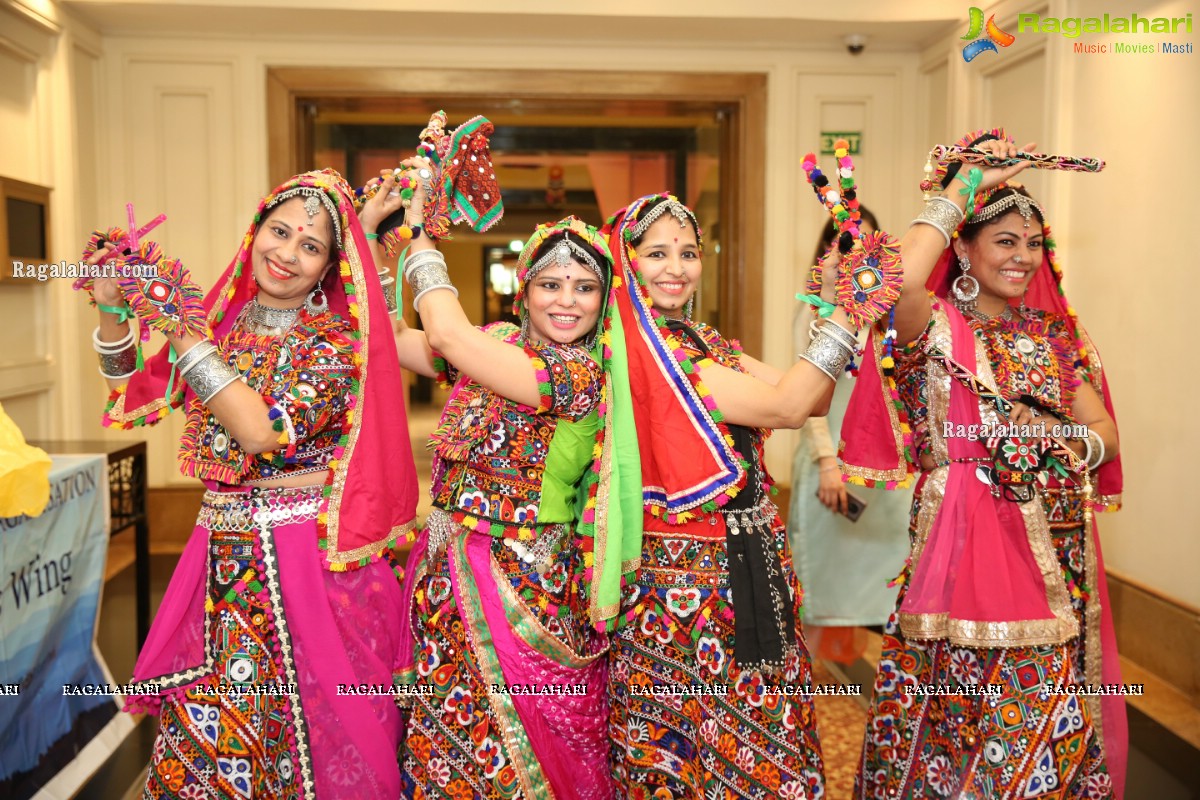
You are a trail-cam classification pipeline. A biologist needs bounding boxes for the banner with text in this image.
[0,455,124,800]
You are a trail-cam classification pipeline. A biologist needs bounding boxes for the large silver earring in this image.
[952,254,980,310]
[684,292,695,321]
[305,282,328,315]
[519,314,531,343]
[1019,291,1028,317]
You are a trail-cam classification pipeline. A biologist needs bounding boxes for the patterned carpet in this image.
[812,659,869,800]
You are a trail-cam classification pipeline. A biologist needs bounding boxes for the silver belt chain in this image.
[198,486,323,532]
[724,494,775,536]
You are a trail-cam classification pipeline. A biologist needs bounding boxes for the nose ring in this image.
[566,298,578,308]
[1012,256,1023,263]
[290,254,299,264]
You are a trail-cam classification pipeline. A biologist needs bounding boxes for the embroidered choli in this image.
[178,308,356,484]
[894,303,1081,462]
[429,322,603,539]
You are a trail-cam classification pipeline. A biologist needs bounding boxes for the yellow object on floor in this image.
[0,401,52,516]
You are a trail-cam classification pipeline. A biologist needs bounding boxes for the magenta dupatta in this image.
[101,170,419,569]
[841,199,1128,794]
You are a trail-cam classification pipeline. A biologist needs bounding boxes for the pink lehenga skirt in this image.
[395,509,612,799]
[126,485,406,799]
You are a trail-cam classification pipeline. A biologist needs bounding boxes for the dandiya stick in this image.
[930,145,1104,173]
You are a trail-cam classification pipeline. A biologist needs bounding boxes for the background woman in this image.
[602,193,862,799]
[842,134,1125,798]
[85,169,419,798]
[372,166,623,798]
[788,207,910,662]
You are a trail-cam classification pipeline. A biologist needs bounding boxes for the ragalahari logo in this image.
[962,7,1016,61]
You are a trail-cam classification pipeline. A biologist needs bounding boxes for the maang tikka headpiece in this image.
[628,197,704,250]
[970,190,1045,228]
[267,186,343,242]
[525,237,606,286]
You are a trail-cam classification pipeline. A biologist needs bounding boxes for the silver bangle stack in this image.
[93,326,137,379]
[911,196,965,248]
[800,318,858,380]
[177,339,239,404]
[378,267,398,315]
[404,249,458,313]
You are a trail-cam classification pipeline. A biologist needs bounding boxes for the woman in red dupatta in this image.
[842,134,1126,799]
[601,194,852,799]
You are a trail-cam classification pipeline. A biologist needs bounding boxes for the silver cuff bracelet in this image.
[799,327,854,381]
[407,261,457,313]
[911,196,965,248]
[403,249,447,280]
[818,317,859,351]
[97,347,137,379]
[378,268,398,315]
[184,350,240,404]
[176,339,219,378]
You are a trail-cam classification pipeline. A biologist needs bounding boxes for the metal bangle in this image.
[911,196,965,249]
[799,327,853,380]
[378,269,399,314]
[183,350,241,404]
[403,249,447,280]
[92,325,135,354]
[818,318,858,351]
[1086,429,1105,470]
[407,261,456,312]
[413,284,460,314]
[176,340,218,378]
[97,347,137,379]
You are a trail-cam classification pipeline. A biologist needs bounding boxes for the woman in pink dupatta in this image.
[85,170,419,799]
[841,133,1126,799]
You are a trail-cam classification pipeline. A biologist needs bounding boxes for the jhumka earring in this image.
[952,254,980,310]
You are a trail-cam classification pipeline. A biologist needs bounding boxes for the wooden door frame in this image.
[266,67,766,354]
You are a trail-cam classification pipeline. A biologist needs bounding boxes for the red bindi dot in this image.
[297,225,304,232]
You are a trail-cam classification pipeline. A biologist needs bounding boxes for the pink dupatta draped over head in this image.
[102,169,419,570]
[840,178,1127,794]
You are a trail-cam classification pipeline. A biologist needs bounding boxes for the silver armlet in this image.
[799,325,854,381]
[183,350,240,404]
[911,196,965,248]
[93,326,137,378]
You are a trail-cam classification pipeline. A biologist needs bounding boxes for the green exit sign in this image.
[820,132,862,155]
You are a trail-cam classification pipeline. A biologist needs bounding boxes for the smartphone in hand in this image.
[817,488,868,522]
